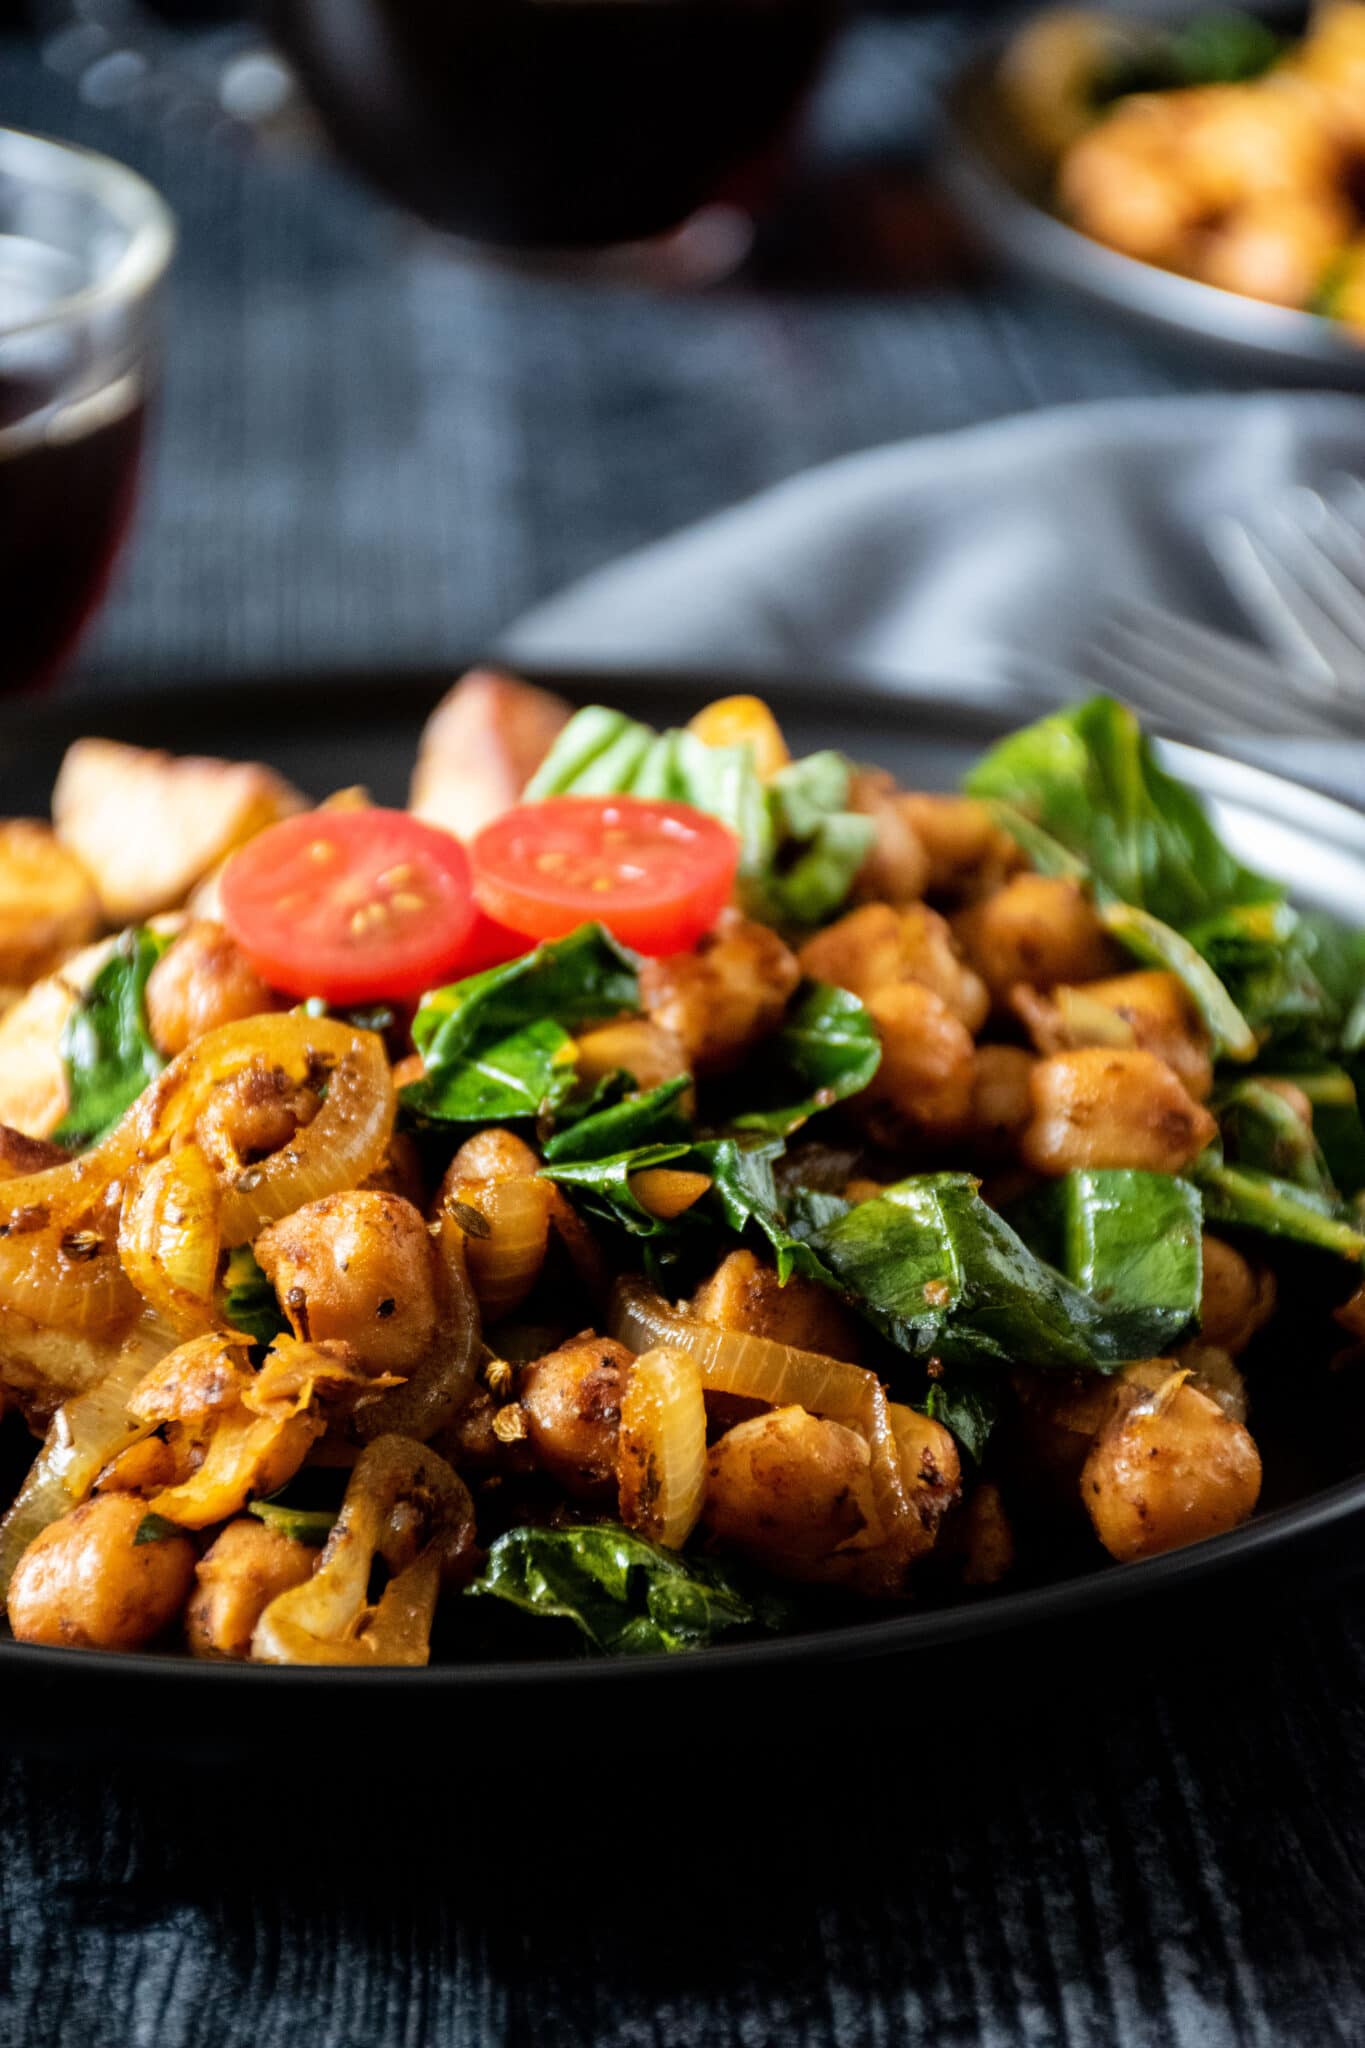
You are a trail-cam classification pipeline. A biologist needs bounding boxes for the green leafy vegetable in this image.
[466,1523,790,1654]
[526,704,873,928]
[1096,10,1283,102]
[1196,1163,1365,1261]
[924,1379,1000,1466]
[543,1134,830,1286]
[1098,902,1257,1061]
[966,696,1276,929]
[248,1501,338,1545]
[727,982,882,1138]
[222,1246,289,1347]
[1009,1169,1204,1358]
[805,1171,1172,1374]
[541,1077,692,1164]
[405,924,639,1124]
[54,928,173,1149]
[1214,1080,1336,1196]
[134,1513,184,1547]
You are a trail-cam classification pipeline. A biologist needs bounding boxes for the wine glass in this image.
[0,124,174,690]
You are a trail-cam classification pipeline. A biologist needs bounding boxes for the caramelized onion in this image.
[611,1276,912,1571]
[251,1434,474,1666]
[618,1344,707,1550]
[118,1143,221,1338]
[451,1174,552,1322]
[0,1316,179,1606]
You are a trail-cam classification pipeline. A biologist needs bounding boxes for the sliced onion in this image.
[252,1435,473,1667]
[118,1143,221,1338]
[618,1344,707,1550]
[0,1314,179,1607]
[350,1211,481,1444]
[611,1276,912,1566]
[454,1174,552,1322]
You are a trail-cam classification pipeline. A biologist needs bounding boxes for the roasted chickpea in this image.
[703,1405,877,1584]
[1014,969,1212,1100]
[8,1493,196,1650]
[517,1334,633,1504]
[952,875,1120,1003]
[255,1191,441,1374]
[640,910,799,1074]
[691,1249,861,1363]
[847,769,930,906]
[144,919,282,1057]
[859,982,976,1142]
[1201,1236,1277,1358]
[961,1481,1015,1587]
[1021,1048,1217,1175]
[798,902,988,1032]
[895,794,1023,904]
[1199,191,1353,307]
[1081,1372,1262,1562]
[967,1044,1036,1153]
[186,1517,316,1661]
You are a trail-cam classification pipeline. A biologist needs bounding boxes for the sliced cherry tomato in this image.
[454,905,534,977]
[220,809,476,1003]
[470,795,740,956]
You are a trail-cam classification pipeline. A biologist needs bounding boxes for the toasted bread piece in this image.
[53,739,304,924]
[409,669,570,839]
[0,823,100,986]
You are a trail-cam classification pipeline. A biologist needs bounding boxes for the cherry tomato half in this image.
[220,809,476,1003]
[470,795,740,956]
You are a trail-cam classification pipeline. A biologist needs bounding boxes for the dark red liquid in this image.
[268,0,842,247]
[0,374,146,693]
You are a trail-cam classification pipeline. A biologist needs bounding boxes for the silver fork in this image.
[1082,599,1353,739]
[1210,478,1365,700]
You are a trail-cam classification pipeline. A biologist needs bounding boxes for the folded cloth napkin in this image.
[499,392,1365,797]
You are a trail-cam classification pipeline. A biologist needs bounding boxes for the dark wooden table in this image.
[3,18,1360,2046]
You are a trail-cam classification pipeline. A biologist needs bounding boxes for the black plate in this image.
[6,666,1365,1752]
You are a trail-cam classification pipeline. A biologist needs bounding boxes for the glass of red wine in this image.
[0,127,174,691]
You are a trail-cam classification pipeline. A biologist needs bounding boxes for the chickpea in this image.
[640,910,799,1075]
[442,1127,539,1186]
[8,1493,196,1651]
[1081,1372,1261,1562]
[1059,103,1205,265]
[1014,969,1212,1100]
[255,1191,440,1374]
[186,1517,316,1661]
[952,875,1120,1005]
[1201,1236,1276,1358]
[1199,191,1353,308]
[144,919,282,1057]
[846,769,930,907]
[574,1017,691,1096]
[1021,1048,1217,1175]
[858,981,976,1143]
[1174,1341,1249,1426]
[1178,81,1338,212]
[967,1045,1036,1153]
[703,1405,877,1585]
[195,1065,319,1173]
[798,902,988,1032]
[690,1249,861,1363]
[895,794,1023,904]
[517,1334,633,1504]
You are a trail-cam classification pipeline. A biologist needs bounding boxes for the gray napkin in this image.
[500,392,1365,796]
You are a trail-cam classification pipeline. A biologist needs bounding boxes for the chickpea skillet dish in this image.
[1001,3,1365,334]
[0,677,1362,1665]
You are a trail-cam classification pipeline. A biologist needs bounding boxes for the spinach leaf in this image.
[466,1523,790,1654]
[541,1077,692,1164]
[805,1172,1160,1374]
[405,925,639,1124]
[1009,1169,1204,1357]
[542,1133,830,1285]
[54,927,173,1149]
[222,1246,289,1347]
[134,1513,184,1546]
[924,1378,1000,1466]
[727,982,882,1137]
[1098,901,1257,1061]
[526,704,873,928]
[248,1501,337,1545]
[965,695,1277,929]
[1214,1079,1336,1196]
[1195,1162,1365,1261]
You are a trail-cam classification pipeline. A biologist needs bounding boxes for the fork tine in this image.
[1087,606,1344,737]
[1208,514,1351,685]
[1267,490,1365,662]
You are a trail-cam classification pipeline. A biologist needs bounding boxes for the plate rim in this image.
[5,663,1365,1690]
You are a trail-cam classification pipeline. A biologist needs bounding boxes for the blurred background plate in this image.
[941,22,1365,387]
